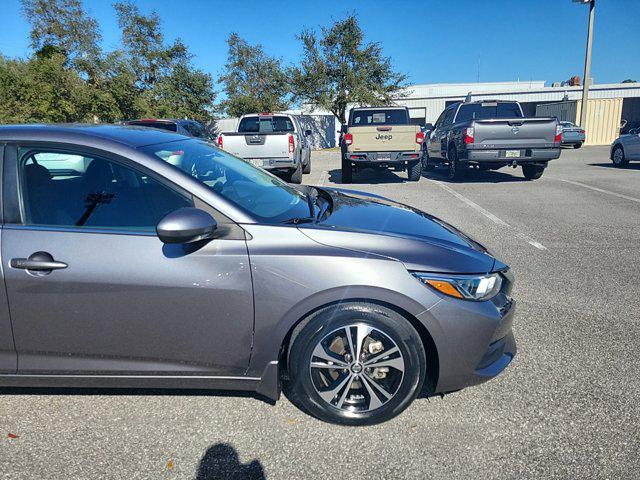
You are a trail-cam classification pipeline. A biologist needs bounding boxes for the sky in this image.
[0,0,639,88]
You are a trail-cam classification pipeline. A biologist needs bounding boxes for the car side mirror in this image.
[340,125,348,134]
[156,207,217,244]
[305,129,312,136]
[424,123,434,131]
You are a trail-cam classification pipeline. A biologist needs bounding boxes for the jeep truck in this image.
[424,100,561,180]
[341,107,424,183]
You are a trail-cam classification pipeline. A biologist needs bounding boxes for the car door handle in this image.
[10,252,68,272]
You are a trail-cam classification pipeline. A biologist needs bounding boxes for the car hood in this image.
[299,187,502,274]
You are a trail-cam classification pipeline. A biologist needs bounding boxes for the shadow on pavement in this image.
[328,167,408,184]
[196,443,265,480]
[588,162,640,170]
[0,386,275,405]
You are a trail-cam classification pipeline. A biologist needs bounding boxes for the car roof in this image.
[0,123,188,147]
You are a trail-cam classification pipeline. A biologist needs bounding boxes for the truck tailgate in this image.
[223,132,291,159]
[472,117,558,149]
[349,125,419,152]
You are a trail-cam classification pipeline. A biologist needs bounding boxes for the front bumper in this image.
[417,273,517,394]
[466,148,560,162]
[344,151,422,164]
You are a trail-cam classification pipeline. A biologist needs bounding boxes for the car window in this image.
[18,149,192,230]
[189,122,207,138]
[140,139,310,223]
[238,116,295,133]
[127,121,178,132]
[349,109,409,126]
[442,108,456,126]
[455,102,523,122]
[434,110,447,127]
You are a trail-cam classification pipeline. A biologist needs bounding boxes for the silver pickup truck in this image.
[424,100,561,180]
[217,113,312,184]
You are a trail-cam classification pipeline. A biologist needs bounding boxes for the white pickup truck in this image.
[217,113,312,184]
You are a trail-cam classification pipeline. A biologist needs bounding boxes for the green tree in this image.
[219,33,291,117]
[21,0,102,78]
[291,14,407,123]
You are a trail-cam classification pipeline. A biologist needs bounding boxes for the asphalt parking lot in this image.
[1,146,639,479]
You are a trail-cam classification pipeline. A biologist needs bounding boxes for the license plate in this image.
[378,154,391,161]
[250,159,263,167]
[505,150,521,158]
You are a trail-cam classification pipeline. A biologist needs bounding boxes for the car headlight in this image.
[411,272,503,301]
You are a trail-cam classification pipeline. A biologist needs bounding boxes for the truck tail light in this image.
[344,133,353,145]
[416,131,425,144]
[579,129,585,135]
[217,135,223,149]
[463,127,474,144]
[288,133,295,153]
[554,124,563,143]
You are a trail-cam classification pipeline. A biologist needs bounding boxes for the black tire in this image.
[573,142,582,149]
[422,150,435,171]
[407,159,421,181]
[341,158,353,183]
[288,161,303,184]
[447,147,464,181]
[612,145,628,167]
[522,164,545,180]
[286,302,427,426]
[302,154,311,174]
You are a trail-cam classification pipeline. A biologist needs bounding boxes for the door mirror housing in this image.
[304,129,312,136]
[156,207,217,244]
[340,125,348,134]
[424,123,435,131]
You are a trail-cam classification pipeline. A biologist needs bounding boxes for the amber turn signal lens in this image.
[425,279,463,299]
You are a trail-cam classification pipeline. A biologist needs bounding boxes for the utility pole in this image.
[575,0,595,129]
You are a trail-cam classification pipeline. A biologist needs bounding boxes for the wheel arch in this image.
[277,297,440,396]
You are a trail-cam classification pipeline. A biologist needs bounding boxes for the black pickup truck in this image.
[424,100,562,180]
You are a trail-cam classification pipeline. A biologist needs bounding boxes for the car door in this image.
[627,131,640,159]
[1,144,254,376]
[0,145,17,374]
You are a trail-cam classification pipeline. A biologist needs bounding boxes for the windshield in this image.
[238,115,295,133]
[140,139,310,223]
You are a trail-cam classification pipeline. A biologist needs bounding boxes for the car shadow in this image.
[0,386,276,405]
[196,443,265,480]
[328,167,409,184]
[588,162,640,170]
[422,165,529,184]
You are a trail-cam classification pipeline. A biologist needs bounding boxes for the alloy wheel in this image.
[309,324,405,413]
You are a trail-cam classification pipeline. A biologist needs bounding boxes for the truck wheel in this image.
[341,158,353,183]
[288,162,303,184]
[522,164,545,180]
[612,145,628,167]
[422,150,435,171]
[447,147,464,181]
[573,142,583,149]
[303,155,311,174]
[407,159,421,181]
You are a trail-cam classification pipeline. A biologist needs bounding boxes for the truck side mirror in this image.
[340,125,348,134]
[424,123,434,131]
[305,129,312,136]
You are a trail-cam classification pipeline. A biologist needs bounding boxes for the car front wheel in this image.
[612,145,628,167]
[287,303,427,426]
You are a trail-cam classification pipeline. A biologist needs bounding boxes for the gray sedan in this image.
[611,128,640,167]
[559,121,586,148]
[0,124,516,425]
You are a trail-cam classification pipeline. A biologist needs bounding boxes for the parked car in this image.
[559,121,586,148]
[341,106,424,183]
[611,128,640,166]
[0,124,516,426]
[124,118,213,141]
[217,113,311,184]
[424,100,562,180]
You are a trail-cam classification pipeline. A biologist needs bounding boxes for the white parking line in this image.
[555,178,640,204]
[432,180,548,251]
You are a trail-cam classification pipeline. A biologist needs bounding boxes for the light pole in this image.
[573,0,595,129]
